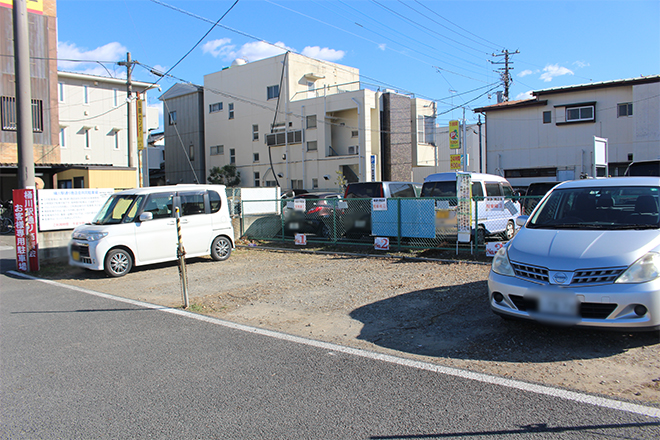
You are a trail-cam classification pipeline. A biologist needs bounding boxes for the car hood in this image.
[507,228,660,270]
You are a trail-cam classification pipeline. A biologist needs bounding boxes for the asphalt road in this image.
[1,246,659,439]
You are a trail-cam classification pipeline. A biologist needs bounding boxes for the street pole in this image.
[118,53,137,185]
[477,115,483,173]
[12,0,35,189]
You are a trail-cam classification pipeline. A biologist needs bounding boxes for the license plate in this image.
[539,294,578,316]
[289,222,299,230]
[355,220,366,228]
[72,251,80,261]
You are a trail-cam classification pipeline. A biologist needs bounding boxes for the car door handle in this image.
[167,220,175,225]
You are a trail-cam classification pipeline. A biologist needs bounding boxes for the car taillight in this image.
[307,206,323,214]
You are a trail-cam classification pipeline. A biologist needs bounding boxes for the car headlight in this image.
[492,246,515,276]
[616,252,660,284]
[72,231,108,241]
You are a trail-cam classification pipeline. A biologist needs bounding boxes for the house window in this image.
[566,105,594,122]
[229,148,235,164]
[113,89,118,107]
[228,103,234,119]
[266,130,303,146]
[254,172,260,187]
[306,115,317,129]
[307,140,317,151]
[31,100,43,133]
[253,153,259,162]
[114,131,120,150]
[267,85,279,100]
[210,145,224,156]
[209,102,223,113]
[83,85,89,104]
[74,176,85,188]
[252,124,259,141]
[168,111,177,125]
[1,96,43,132]
[543,111,551,124]
[618,103,633,117]
[58,83,65,102]
[59,127,66,148]
[312,178,318,189]
[189,145,194,161]
[84,129,91,149]
[351,130,358,138]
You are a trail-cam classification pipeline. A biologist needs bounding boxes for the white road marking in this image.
[10,270,660,419]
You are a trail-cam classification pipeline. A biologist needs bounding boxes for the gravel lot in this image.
[27,242,660,407]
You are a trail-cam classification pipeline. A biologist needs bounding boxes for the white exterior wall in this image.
[480,78,660,187]
[204,53,378,190]
[57,72,158,178]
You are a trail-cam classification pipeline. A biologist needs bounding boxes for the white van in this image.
[421,172,521,241]
[69,184,235,277]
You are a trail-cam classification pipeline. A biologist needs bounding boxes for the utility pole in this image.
[13,0,35,189]
[490,49,519,102]
[118,53,136,176]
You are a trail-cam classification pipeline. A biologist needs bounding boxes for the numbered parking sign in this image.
[374,237,390,250]
[295,233,307,245]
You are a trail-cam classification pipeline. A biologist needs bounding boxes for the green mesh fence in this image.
[239,194,542,255]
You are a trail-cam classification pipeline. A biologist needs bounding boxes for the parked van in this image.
[421,172,521,241]
[69,184,235,277]
[342,181,420,236]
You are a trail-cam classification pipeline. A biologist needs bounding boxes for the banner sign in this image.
[37,188,115,231]
[450,154,462,170]
[456,173,472,243]
[449,120,460,149]
[13,189,39,272]
[136,97,144,151]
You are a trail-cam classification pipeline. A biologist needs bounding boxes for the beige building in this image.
[57,71,159,189]
[474,75,660,188]
[202,52,436,190]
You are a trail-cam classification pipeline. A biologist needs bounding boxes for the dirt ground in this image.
[27,243,660,407]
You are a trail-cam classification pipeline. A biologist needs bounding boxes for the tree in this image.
[208,165,241,187]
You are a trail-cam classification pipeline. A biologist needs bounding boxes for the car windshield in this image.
[92,194,144,225]
[528,186,660,230]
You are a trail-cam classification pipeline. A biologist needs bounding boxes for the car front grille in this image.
[511,262,625,286]
[571,268,626,284]
[508,294,617,319]
[511,262,549,283]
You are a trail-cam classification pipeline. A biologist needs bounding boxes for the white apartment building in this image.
[474,75,660,188]
[202,52,436,190]
[57,71,159,189]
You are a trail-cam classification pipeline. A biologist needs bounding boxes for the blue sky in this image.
[56,0,660,129]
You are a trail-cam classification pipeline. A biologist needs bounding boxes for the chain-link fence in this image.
[236,192,545,255]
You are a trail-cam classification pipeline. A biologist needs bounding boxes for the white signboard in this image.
[37,188,115,231]
[374,237,390,250]
[294,199,306,211]
[372,198,387,211]
[295,233,307,245]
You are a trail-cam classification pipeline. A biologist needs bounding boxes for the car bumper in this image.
[488,271,660,331]
[68,239,105,271]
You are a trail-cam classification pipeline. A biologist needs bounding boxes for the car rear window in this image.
[421,181,456,198]
[389,183,416,198]
[345,183,383,198]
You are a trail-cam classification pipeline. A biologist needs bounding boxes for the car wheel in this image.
[104,248,133,277]
[476,226,486,245]
[211,236,231,261]
[502,220,515,240]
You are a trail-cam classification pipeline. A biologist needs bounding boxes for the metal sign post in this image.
[175,207,189,308]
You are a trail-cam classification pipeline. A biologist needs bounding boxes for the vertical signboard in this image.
[136,96,144,151]
[13,189,39,272]
[370,155,376,182]
[450,154,462,170]
[449,120,460,149]
[456,173,472,243]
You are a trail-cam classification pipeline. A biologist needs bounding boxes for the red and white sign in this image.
[295,233,307,245]
[486,242,505,257]
[294,199,306,211]
[374,237,390,250]
[372,198,387,211]
[13,189,39,272]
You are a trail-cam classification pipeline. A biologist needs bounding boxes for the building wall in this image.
[162,86,205,184]
[479,78,660,187]
[56,168,136,191]
[0,0,59,163]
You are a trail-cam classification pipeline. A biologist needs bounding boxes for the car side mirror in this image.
[139,212,153,222]
[516,215,529,227]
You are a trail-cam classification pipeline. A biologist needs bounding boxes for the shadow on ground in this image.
[349,281,660,363]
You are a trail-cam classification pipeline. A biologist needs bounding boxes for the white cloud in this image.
[518,69,534,78]
[573,60,590,69]
[301,46,345,62]
[201,39,345,63]
[539,64,574,82]
[515,90,534,100]
[378,44,386,51]
[57,41,127,77]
